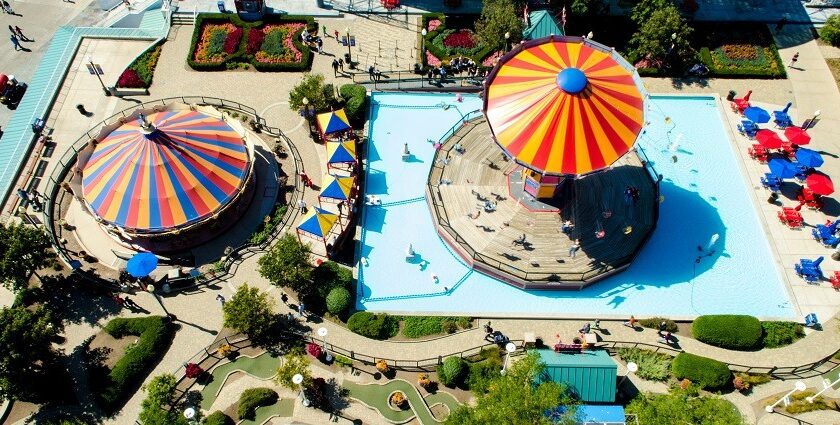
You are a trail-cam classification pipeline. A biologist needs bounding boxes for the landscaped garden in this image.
[116,42,163,89]
[695,22,786,78]
[421,14,500,68]
[188,14,316,71]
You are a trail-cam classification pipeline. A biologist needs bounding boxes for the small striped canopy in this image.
[82,110,249,232]
[326,141,357,164]
[320,175,355,201]
[317,109,351,135]
[484,36,646,176]
[298,207,337,238]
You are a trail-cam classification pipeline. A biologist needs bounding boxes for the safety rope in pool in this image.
[372,102,456,110]
[378,196,426,208]
[360,269,474,303]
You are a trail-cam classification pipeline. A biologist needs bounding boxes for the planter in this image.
[388,391,408,410]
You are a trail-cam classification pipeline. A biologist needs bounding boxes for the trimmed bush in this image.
[761,321,805,348]
[94,316,173,413]
[204,410,234,425]
[467,358,502,394]
[671,353,731,390]
[339,84,368,124]
[237,388,278,420]
[402,316,472,338]
[820,15,840,47]
[616,348,672,382]
[693,315,762,350]
[638,317,678,333]
[326,287,352,315]
[438,356,467,387]
[347,312,398,340]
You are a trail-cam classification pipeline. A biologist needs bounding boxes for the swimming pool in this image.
[357,92,795,319]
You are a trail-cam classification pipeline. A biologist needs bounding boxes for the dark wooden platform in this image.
[426,117,658,289]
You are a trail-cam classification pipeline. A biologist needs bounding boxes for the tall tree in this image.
[475,0,525,49]
[139,374,190,425]
[626,387,746,425]
[0,305,62,401]
[223,284,276,341]
[288,73,336,113]
[257,233,313,292]
[630,0,674,23]
[628,3,694,63]
[445,353,577,425]
[0,223,54,291]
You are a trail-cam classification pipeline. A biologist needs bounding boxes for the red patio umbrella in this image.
[755,129,783,149]
[806,172,834,195]
[784,127,811,146]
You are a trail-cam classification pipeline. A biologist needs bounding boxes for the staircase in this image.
[171,7,197,26]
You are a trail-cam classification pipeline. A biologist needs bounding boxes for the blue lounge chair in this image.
[812,221,840,247]
[760,173,782,192]
[738,120,759,138]
[805,313,819,328]
[793,164,809,182]
[773,103,793,128]
[795,256,824,282]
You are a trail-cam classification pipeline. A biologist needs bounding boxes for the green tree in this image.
[446,353,577,425]
[628,3,694,63]
[475,0,525,49]
[0,305,62,401]
[275,349,311,390]
[257,233,313,292]
[139,374,190,425]
[0,223,54,292]
[630,0,674,23]
[325,287,352,315]
[626,388,746,425]
[288,73,336,113]
[223,284,276,341]
[820,15,840,47]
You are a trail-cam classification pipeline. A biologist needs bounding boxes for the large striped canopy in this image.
[82,110,250,232]
[484,36,646,175]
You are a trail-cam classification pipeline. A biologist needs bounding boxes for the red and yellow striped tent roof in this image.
[484,36,647,176]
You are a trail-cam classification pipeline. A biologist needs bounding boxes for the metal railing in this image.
[41,96,303,290]
[348,70,484,91]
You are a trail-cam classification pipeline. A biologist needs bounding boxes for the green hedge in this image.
[402,316,471,338]
[761,321,805,348]
[204,410,234,425]
[347,312,399,340]
[326,287,352,315]
[96,316,174,413]
[339,84,368,124]
[187,13,315,71]
[438,356,467,387]
[420,13,495,69]
[237,387,278,420]
[693,315,763,350]
[820,15,840,47]
[671,353,731,390]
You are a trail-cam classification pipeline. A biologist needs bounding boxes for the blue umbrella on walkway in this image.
[768,158,799,179]
[744,106,771,124]
[126,252,158,278]
[795,147,824,168]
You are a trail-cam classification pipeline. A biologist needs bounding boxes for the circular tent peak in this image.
[556,67,588,94]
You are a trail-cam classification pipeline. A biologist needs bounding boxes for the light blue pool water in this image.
[357,92,795,319]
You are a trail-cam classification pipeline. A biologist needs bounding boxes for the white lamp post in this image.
[421,28,427,57]
[766,381,806,413]
[504,31,510,52]
[804,110,821,129]
[293,373,310,407]
[85,55,111,96]
[317,327,332,362]
[345,27,352,66]
[183,407,197,424]
[500,342,517,375]
[619,361,638,387]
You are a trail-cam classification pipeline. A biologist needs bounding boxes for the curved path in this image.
[200,353,281,411]
[344,378,460,424]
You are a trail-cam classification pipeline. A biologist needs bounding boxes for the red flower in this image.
[443,30,475,49]
[223,27,243,54]
[306,342,323,359]
[116,69,145,88]
[247,28,265,55]
[185,363,204,379]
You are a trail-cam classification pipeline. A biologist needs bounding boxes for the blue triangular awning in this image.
[523,10,564,40]
[297,207,337,238]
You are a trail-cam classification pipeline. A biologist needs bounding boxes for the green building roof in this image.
[534,349,617,403]
[523,10,564,40]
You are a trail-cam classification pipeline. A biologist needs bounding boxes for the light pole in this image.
[301,97,313,135]
[504,31,510,52]
[619,362,638,387]
[146,284,171,319]
[421,28,427,60]
[804,110,821,129]
[183,407,197,425]
[345,27,353,67]
[85,56,111,96]
[766,381,806,413]
[586,31,594,40]
[293,373,310,407]
[318,327,333,362]
[500,342,516,375]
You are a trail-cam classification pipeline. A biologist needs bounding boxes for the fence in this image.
[348,70,484,91]
[41,96,303,290]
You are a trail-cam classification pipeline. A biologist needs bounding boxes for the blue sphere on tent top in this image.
[556,67,588,94]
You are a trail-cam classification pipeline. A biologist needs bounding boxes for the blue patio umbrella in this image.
[744,106,771,124]
[795,148,824,168]
[768,158,799,179]
[126,252,158,278]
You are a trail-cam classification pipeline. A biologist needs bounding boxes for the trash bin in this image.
[726,90,736,101]
[217,0,226,12]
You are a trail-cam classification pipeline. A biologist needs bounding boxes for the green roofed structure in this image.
[523,10,564,40]
[534,349,617,403]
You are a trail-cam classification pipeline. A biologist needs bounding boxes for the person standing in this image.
[332,59,339,76]
[298,302,306,319]
[788,52,799,68]
[624,315,637,328]
[14,26,28,42]
[338,58,344,72]
[368,65,375,81]
[216,294,226,306]
[10,33,21,51]
[658,321,667,336]
[297,198,307,213]
[2,1,14,14]
[568,239,580,258]
[316,37,323,54]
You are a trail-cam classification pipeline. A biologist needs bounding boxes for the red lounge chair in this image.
[780,141,797,159]
[777,207,803,228]
[731,90,753,114]
[748,144,768,163]
[831,271,840,290]
[798,188,824,210]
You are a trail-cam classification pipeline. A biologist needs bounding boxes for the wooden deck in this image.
[427,117,658,289]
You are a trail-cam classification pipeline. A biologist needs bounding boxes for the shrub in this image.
[639,317,678,333]
[456,316,473,329]
[334,355,353,367]
[275,350,310,390]
[97,316,173,413]
[616,348,672,382]
[237,388,278,420]
[326,287,352,315]
[467,358,502,394]
[671,353,731,390]
[402,316,472,338]
[339,84,367,124]
[418,373,432,388]
[347,312,398,340]
[782,390,838,414]
[204,410,234,425]
[820,15,840,47]
[390,391,407,407]
[627,389,746,424]
[693,315,762,350]
[438,356,467,387]
[761,321,804,348]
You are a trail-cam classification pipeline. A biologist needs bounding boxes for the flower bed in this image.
[116,42,163,88]
[187,13,315,71]
[695,22,786,78]
[420,13,494,69]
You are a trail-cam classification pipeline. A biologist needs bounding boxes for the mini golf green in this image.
[200,352,282,410]
[239,398,295,425]
[344,379,461,424]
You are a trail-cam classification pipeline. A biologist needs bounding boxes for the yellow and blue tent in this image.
[319,174,355,203]
[326,141,357,167]
[317,109,352,135]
